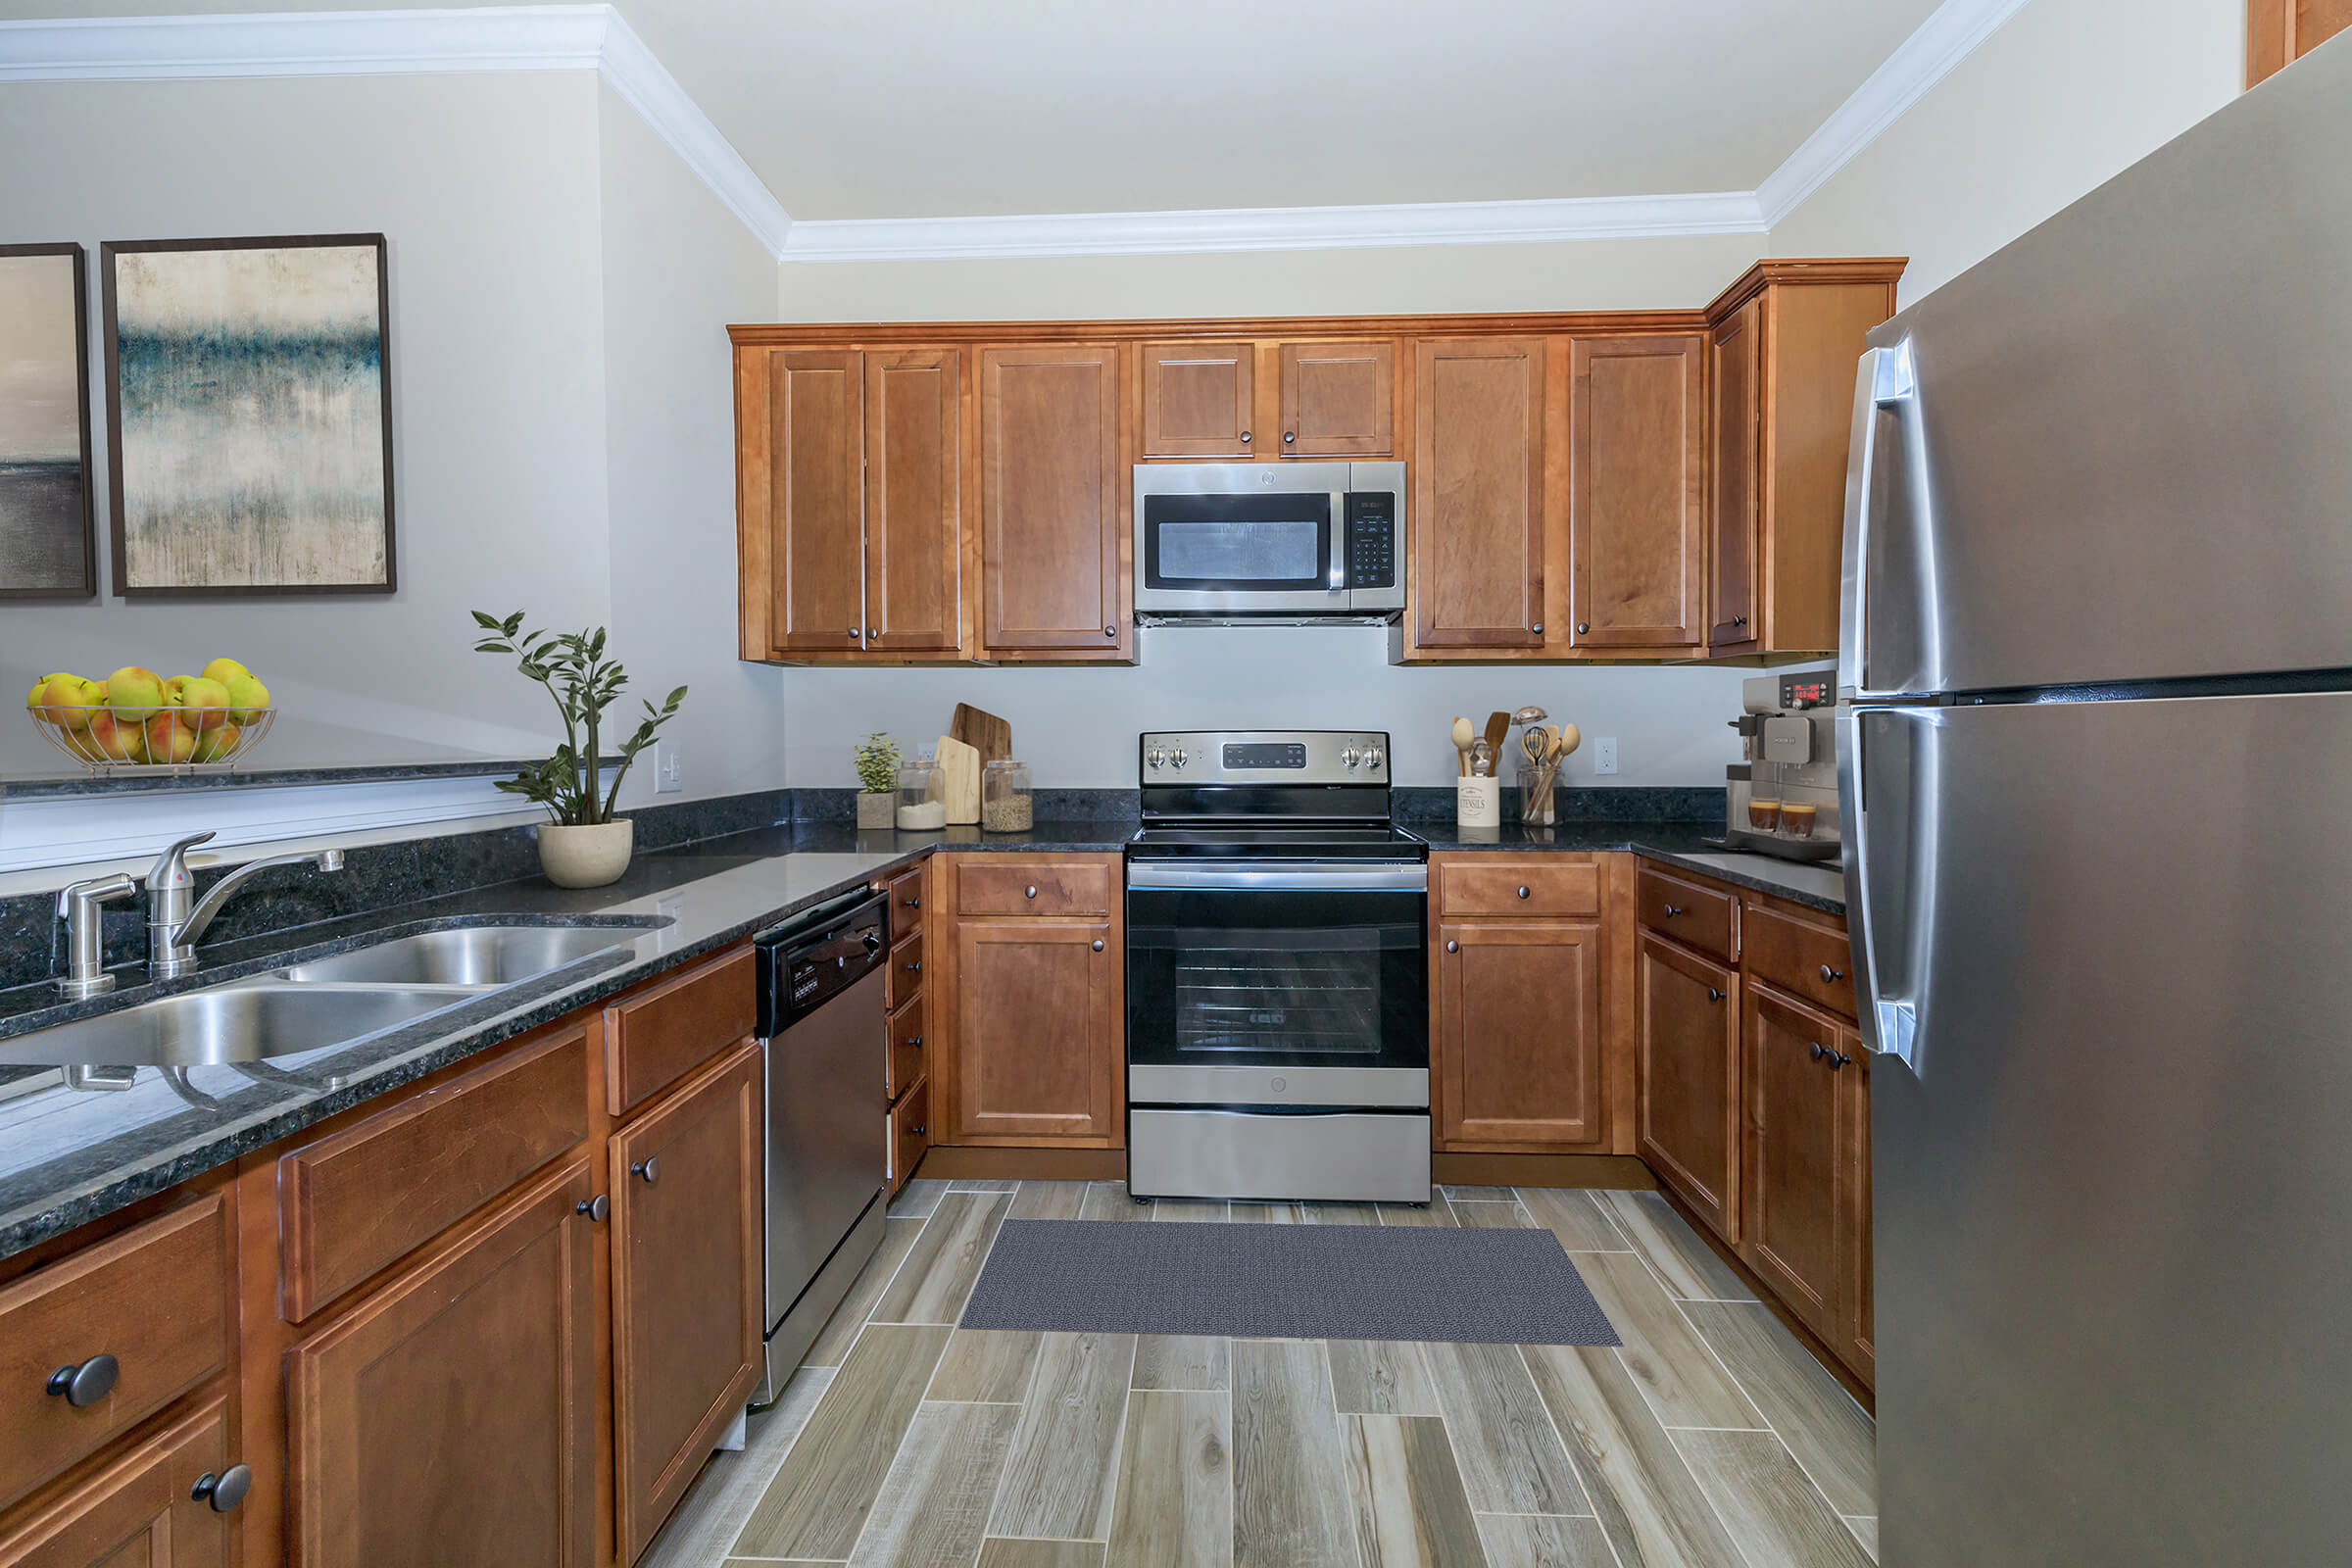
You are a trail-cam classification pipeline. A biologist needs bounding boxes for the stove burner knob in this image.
[1340,746,1359,768]
[1364,746,1385,771]
[1148,747,1165,770]
[1170,748,1188,769]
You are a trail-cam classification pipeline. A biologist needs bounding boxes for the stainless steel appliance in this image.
[1125,729,1430,1201]
[1843,43,2352,1565]
[750,888,888,1403]
[1132,462,1403,623]
[1722,672,1841,862]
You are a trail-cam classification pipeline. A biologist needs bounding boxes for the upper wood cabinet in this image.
[1569,333,1706,652]
[978,345,1130,660]
[1411,337,1547,650]
[1140,341,1254,458]
[1280,339,1394,456]
[733,345,963,662]
[2249,0,2352,84]
[1135,337,1396,461]
[1702,261,1903,658]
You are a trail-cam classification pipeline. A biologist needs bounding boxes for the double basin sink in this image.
[4,923,646,1068]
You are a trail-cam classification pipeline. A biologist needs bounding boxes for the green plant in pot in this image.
[472,610,686,888]
[854,732,900,829]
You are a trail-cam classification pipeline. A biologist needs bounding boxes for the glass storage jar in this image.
[983,760,1033,832]
[897,759,946,830]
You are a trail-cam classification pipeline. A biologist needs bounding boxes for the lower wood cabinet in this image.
[1636,932,1741,1238]
[1435,920,1605,1151]
[608,1042,762,1564]
[0,1396,235,1568]
[285,1156,598,1567]
[1739,983,1848,1340]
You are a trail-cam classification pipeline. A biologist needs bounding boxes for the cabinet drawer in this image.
[1742,902,1855,1018]
[1638,864,1738,962]
[1436,856,1601,919]
[892,1078,931,1190]
[0,1194,229,1511]
[0,1395,232,1567]
[954,859,1114,918]
[888,928,926,1011]
[280,1028,589,1322]
[606,946,757,1116]
[888,993,926,1102]
[888,862,926,941]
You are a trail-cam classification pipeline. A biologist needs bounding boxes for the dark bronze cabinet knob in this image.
[1707,988,1724,1003]
[1024,886,1038,898]
[903,896,920,907]
[907,1036,922,1048]
[1820,964,1844,983]
[906,958,922,972]
[191,1464,253,1513]
[1810,1042,1826,1060]
[909,1123,926,1136]
[1662,904,1684,917]
[1531,623,1544,634]
[1828,1050,1852,1070]
[1283,430,1296,444]
[1104,625,1117,637]
[1093,939,1105,952]
[632,1157,659,1184]
[1240,430,1251,444]
[1576,622,1591,635]
[1445,940,1459,954]
[46,1353,118,1408]
[577,1194,609,1222]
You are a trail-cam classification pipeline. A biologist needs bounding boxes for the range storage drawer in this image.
[1637,864,1739,962]
[1435,856,1602,919]
[605,946,757,1116]
[953,859,1115,918]
[1741,901,1856,1018]
[0,1192,229,1510]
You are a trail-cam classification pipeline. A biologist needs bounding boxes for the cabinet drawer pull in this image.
[903,896,920,907]
[849,627,862,639]
[1240,430,1251,444]
[45,1353,118,1408]
[1810,1042,1825,1060]
[1092,939,1105,952]
[1283,430,1296,444]
[909,1123,926,1136]
[631,1156,660,1184]
[1446,939,1459,954]
[1516,885,1531,899]
[1104,625,1117,638]
[1707,987,1724,1003]
[576,1194,609,1223]
[1662,904,1684,917]
[1820,964,1844,983]
[1828,1050,1852,1070]
[192,1464,253,1513]
[906,1035,922,1048]
[905,959,922,973]
[1024,885,1038,899]
[1576,622,1590,635]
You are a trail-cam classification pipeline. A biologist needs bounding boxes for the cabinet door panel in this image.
[1279,340,1393,457]
[1709,301,1762,652]
[1740,984,1844,1341]
[1412,337,1545,648]
[1436,921,1604,1150]
[766,349,866,655]
[286,1158,596,1568]
[1636,933,1740,1240]
[948,920,1118,1144]
[865,349,961,653]
[979,346,1124,654]
[1569,334,1705,649]
[611,1043,762,1564]
[1141,341,1254,458]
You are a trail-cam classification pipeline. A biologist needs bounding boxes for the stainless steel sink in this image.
[270,925,635,987]
[0,985,471,1067]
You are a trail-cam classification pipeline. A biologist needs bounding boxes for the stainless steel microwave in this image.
[1132,461,1404,624]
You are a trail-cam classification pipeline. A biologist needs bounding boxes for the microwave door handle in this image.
[1329,493,1346,591]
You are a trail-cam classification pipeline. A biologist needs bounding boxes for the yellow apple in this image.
[222,673,270,725]
[201,657,250,687]
[86,710,146,762]
[104,665,164,719]
[145,712,197,763]
[189,721,241,762]
[35,674,103,731]
[170,675,230,730]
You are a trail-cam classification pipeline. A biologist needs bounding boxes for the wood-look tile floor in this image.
[642,1181,1876,1568]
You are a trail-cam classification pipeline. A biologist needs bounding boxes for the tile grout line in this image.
[1666,1293,1876,1528]
[1511,1342,1630,1568]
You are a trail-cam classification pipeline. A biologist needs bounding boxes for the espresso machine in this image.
[1722,672,1841,862]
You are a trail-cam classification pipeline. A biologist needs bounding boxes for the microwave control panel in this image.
[1345,492,1396,589]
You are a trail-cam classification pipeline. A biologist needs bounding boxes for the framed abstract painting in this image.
[102,232,396,597]
[0,242,97,600]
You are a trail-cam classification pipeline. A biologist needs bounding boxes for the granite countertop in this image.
[0,818,1140,1261]
[1404,820,1845,914]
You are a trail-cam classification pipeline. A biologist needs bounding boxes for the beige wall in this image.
[1769,0,2243,304]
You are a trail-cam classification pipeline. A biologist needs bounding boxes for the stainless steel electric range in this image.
[1124,729,1431,1202]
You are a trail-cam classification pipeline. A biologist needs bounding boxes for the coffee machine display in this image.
[1722,673,1841,863]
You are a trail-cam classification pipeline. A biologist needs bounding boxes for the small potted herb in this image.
[854,732,900,829]
[472,611,686,888]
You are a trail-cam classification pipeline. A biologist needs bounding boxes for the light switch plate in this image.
[1593,737,1619,775]
[654,741,682,794]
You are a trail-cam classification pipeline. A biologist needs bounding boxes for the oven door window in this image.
[1126,886,1426,1070]
[1143,493,1334,591]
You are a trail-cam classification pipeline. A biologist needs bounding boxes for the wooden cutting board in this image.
[934,735,982,824]
[949,703,1012,763]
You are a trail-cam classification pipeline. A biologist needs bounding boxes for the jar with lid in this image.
[983,760,1033,832]
[897,758,946,830]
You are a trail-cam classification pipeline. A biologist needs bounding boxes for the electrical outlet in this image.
[1593,736,1619,776]
[654,741,682,794]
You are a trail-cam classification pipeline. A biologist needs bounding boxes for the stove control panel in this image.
[1139,729,1391,785]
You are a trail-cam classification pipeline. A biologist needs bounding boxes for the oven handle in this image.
[1126,860,1428,893]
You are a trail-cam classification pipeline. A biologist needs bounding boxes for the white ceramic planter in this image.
[857,791,896,829]
[539,819,634,889]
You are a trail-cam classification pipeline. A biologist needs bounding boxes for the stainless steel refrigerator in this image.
[1839,36,2352,1567]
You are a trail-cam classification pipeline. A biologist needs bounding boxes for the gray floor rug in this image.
[960,1220,1621,1346]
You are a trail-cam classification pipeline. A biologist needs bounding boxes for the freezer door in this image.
[1847,36,2352,694]
[1873,691,2352,1566]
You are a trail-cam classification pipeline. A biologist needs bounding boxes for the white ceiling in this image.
[1,0,1949,221]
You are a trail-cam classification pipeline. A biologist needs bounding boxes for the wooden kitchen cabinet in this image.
[883,858,930,1193]
[1739,983,1847,1341]
[1568,333,1706,651]
[609,1042,762,1564]
[1278,339,1394,456]
[1636,931,1741,1240]
[0,1397,235,1568]
[1411,336,1548,650]
[1139,340,1254,458]
[285,1156,597,1568]
[1435,920,1607,1151]
[1702,261,1904,658]
[979,344,1129,659]
[756,348,865,657]
[863,349,963,652]
[934,853,1123,1147]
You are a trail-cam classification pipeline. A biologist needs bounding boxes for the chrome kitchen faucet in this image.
[144,830,345,980]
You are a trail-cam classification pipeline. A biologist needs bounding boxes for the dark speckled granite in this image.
[1394,784,1727,826]
[3,758,543,799]
[786,787,1141,824]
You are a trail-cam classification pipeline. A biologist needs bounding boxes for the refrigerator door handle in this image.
[1838,342,1922,702]
[1839,705,1933,1072]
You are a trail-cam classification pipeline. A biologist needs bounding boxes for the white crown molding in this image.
[0,5,793,257]
[1754,0,2035,227]
[778,190,1768,264]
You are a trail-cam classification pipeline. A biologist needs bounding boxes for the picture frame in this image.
[101,232,397,598]
[0,241,98,600]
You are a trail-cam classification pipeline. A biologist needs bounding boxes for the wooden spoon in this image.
[1450,716,1474,778]
[1482,711,1510,765]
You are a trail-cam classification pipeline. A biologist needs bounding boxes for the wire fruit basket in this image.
[28,705,277,775]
